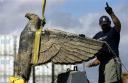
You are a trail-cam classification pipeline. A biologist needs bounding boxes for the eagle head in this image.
[25,13,42,29]
[25,13,40,21]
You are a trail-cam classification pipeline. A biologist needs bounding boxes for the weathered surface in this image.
[14,13,41,81]
[38,29,106,64]
[14,13,107,82]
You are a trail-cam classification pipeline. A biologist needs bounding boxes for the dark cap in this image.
[99,16,111,25]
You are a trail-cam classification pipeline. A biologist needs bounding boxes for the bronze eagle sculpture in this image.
[13,13,109,82]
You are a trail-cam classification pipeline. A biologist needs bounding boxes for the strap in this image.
[32,0,46,64]
[32,28,42,64]
[42,0,46,20]
[9,76,25,83]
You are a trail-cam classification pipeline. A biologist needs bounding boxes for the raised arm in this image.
[105,2,121,32]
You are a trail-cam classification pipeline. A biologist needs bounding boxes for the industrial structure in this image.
[0,35,74,83]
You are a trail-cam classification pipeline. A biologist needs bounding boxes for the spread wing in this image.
[38,29,106,64]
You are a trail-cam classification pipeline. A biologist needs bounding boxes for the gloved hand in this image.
[105,2,113,15]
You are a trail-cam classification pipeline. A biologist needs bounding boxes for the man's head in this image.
[99,15,111,32]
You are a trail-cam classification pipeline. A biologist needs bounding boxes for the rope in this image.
[105,42,128,72]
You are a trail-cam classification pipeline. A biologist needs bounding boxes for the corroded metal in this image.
[14,13,107,82]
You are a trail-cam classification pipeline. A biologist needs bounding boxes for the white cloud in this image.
[79,13,101,37]
[45,11,102,37]
[17,0,66,5]
[0,0,128,60]
[0,0,68,34]
[120,35,128,44]
[0,0,4,2]
[18,0,65,2]
[19,0,41,2]
[47,0,65,3]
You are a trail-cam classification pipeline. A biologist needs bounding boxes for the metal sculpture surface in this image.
[13,13,108,82]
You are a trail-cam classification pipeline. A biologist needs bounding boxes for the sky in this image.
[0,0,128,82]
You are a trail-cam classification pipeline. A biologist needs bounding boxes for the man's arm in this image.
[105,2,121,32]
[86,58,100,67]
[110,12,121,32]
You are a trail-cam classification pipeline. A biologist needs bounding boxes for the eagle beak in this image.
[25,13,31,20]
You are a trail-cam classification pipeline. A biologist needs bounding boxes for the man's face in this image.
[100,23,111,32]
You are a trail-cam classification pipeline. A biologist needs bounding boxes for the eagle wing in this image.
[38,29,106,64]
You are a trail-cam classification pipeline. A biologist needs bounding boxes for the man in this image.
[87,3,122,83]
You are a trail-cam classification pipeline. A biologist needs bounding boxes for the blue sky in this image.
[47,0,125,16]
[0,0,128,83]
